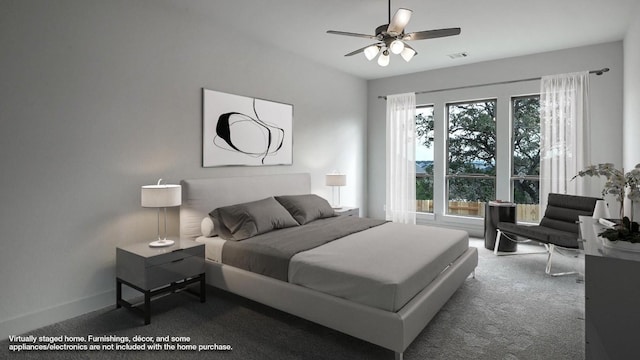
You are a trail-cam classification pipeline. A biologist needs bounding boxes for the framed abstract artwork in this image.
[202,89,293,167]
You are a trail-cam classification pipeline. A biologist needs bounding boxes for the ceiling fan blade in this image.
[327,30,376,39]
[344,43,381,57]
[387,8,412,35]
[403,27,461,41]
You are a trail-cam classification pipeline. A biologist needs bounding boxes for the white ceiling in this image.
[170,0,639,80]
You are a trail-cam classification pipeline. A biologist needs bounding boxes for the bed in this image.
[180,173,478,360]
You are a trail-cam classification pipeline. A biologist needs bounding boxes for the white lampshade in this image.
[377,50,390,67]
[141,183,181,208]
[400,47,416,62]
[325,174,346,187]
[364,45,380,61]
[592,200,611,219]
[326,173,346,209]
[389,40,405,54]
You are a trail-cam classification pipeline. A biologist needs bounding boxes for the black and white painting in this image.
[203,89,293,167]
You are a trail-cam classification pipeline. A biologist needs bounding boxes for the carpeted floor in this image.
[0,239,585,360]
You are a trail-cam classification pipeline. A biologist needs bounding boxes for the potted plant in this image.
[573,163,640,244]
[599,217,640,243]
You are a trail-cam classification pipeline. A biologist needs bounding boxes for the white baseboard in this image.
[0,290,114,341]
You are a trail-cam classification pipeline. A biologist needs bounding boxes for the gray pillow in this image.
[275,194,335,225]
[210,197,299,241]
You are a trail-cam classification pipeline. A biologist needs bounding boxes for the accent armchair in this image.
[495,193,600,276]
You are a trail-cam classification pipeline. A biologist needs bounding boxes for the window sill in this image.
[416,212,435,221]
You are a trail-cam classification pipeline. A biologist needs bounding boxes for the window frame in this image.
[444,98,498,217]
[510,95,540,180]
[510,94,541,223]
[415,104,435,214]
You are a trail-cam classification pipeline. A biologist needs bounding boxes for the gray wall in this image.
[624,4,640,217]
[367,42,624,235]
[0,0,367,338]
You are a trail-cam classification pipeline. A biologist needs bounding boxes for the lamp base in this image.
[149,239,175,247]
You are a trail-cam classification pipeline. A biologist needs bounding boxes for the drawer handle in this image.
[172,258,185,263]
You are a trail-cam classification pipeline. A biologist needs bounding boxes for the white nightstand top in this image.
[334,206,359,217]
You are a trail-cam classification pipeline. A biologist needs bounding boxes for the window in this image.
[412,94,540,222]
[415,106,434,213]
[511,96,541,222]
[446,100,497,217]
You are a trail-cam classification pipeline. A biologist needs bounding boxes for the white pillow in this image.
[201,216,216,237]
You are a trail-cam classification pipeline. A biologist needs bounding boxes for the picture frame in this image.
[202,89,293,167]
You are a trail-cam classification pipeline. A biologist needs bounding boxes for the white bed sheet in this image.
[289,223,469,312]
[195,236,226,263]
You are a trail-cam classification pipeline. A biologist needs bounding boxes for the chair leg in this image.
[493,230,547,256]
[493,230,502,255]
[545,244,554,275]
[545,243,582,277]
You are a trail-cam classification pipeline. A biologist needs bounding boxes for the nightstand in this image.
[116,240,205,324]
[334,206,359,217]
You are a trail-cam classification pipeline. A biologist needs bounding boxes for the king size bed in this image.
[179,173,478,360]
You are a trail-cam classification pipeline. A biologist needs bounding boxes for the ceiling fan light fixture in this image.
[378,49,390,67]
[400,47,416,62]
[327,2,460,67]
[389,40,405,54]
[364,45,380,61]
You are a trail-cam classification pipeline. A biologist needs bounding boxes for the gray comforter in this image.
[222,216,386,281]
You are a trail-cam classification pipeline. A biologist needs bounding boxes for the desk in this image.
[580,216,640,360]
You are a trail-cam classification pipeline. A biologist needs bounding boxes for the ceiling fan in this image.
[327,0,461,66]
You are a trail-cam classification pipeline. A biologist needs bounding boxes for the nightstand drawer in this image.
[116,241,205,290]
[146,255,205,289]
[145,246,203,267]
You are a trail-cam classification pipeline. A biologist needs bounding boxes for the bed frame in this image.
[180,173,478,360]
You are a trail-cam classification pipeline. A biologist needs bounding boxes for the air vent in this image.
[447,52,469,59]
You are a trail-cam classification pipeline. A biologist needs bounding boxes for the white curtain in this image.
[539,72,590,216]
[386,92,416,224]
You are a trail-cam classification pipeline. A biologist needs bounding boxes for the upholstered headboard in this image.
[180,173,311,240]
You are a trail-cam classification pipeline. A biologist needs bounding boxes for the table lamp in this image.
[141,179,181,247]
[325,173,346,209]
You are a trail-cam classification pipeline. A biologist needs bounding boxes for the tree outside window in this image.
[414,97,541,220]
[512,96,541,222]
[415,106,434,213]
[446,100,497,216]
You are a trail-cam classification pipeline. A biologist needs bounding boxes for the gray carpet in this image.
[0,239,585,360]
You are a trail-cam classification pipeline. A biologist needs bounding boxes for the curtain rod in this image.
[377,67,609,100]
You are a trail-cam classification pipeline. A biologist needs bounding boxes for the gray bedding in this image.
[290,222,469,311]
[221,216,387,281]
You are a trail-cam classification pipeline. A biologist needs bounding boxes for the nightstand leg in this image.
[200,273,206,303]
[144,291,151,325]
[116,279,122,309]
